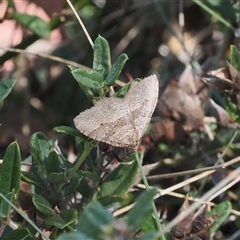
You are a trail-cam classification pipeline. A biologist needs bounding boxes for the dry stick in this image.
[0,47,85,68]
[114,156,240,217]
[158,167,240,237]
[114,181,240,217]
[154,188,240,216]
[115,169,216,217]
[208,175,240,203]
[66,0,94,48]
[148,154,240,180]
[0,47,126,87]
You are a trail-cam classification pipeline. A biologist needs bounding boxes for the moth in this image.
[74,75,159,150]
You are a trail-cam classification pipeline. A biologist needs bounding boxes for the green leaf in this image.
[53,126,86,140]
[141,214,157,233]
[114,81,132,98]
[98,159,138,198]
[77,176,93,199]
[32,194,54,216]
[0,142,21,205]
[21,171,44,187]
[106,53,128,86]
[192,0,235,31]
[208,201,231,233]
[1,228,30,240]
[45,149,62,174]
[30,132,52,176]
[93,35,111,78]
[11,12,50,39]
[70,67,105,90]
[57,232,91,240]
[0,190,15,218]
[127,188,157,231]
[47,172,65,183]
[97,195,123,206]
[230,45,240,73]
[64,173,81,197]
[45,209,78,229]
[0,79,16,103]
[138,232,158,240]
[77,201,113,239]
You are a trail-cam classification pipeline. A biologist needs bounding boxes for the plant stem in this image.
[192,0,235,31]
[66,144,94,182]
[134,152,166,240]
[0,193,50,240]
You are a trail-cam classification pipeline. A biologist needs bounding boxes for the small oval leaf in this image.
[71,67,105,90]
[32,194,54,216]
[98,160,138,198]
[45,149,62,174]
[77,201,113,239]
[45,209,78,229]
[0,79,17,103]
[127,188,157,231]
[0,142,21,202]
[30,132,52,166]
[1,228,30,240]
[93,35,111,78]
[106,53,128,86]
[0,191,15,218]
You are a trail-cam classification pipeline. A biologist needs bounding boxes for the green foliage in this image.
[98,160,138,198]
[70,35,128,100]
[1,2,239,238]
[57,190,158,240]
[11,12,50,39]
[0,191,15,218]
[0,79,16,103]
[106,53,128,87]
[127,188,157,232]
[1,228,30,240]
[193,0,235,30]
[209,201,232,233]
[44,209,78,229]
[230,45,240,73]
[93,35,111,78]
[225,46,240,123]
[0,142,21,208]
[32,194,54,216]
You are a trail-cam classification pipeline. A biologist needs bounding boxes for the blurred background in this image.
[1,1,240,238]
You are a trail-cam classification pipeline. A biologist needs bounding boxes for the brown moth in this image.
[74,75,159,149]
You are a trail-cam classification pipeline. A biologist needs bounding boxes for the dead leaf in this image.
[157,80,204,130]
[200,62,240,94]
[206,99,238,128]
[141,119,191,151]
[173,196,194,239]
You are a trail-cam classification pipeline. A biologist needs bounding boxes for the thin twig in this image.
[158,167,240,237]
[135,152,166,240]
[114,183,240,217]
[147,154,240,180]
[0,47,85,68]
[66,0,94,48]
[0,47,126,87]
